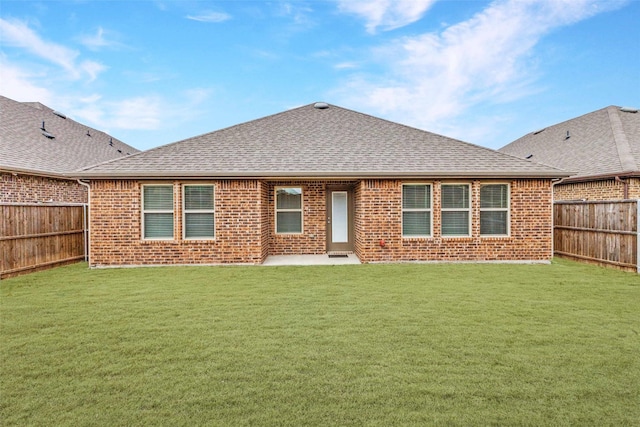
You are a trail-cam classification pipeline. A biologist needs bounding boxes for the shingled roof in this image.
[500,106,640,181]
[0,95,139,177]
[78,103,566,179]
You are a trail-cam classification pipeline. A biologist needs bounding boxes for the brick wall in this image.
[89,179,266,266]
[554,178,640,201]
[268,181,326,255]
[1,172,87,203]
[90,177,554,266]
[354,179,553,263]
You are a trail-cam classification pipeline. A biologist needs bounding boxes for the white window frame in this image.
[402,183,433,238]
[275,186,303,234]
[141,184,174,240]
[441,183,471,237]
[183,184,215,240]
[480,183,510,237]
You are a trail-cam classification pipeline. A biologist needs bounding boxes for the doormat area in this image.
[328,254,349,258]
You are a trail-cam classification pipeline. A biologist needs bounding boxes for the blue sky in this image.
[1,0,638,151]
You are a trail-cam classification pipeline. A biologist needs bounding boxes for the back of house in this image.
[76,102,568,267]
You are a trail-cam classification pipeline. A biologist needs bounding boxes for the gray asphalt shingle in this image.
[79,103,566,179]
[0,95,139,176]
[500,106,640,179]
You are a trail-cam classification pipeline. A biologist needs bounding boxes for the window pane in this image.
[403,185,430,209]
[481,211,507,235]
[185,186,214,210]
[442,211,469,236]
[144,213,173,238]
[442,185,469,209]
[481,185,508,208]
[332,192,348,243]
[277,211,302,233]
[144,186,173,210]
[403,211,431,236]
[185,213,214,238]
[276,188,302,209]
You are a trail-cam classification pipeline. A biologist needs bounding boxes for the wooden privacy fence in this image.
[1,203,88,279]
[554,200,638,272]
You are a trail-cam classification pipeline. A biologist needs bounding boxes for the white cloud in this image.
[0,18,80,77]
[334,0,627,140]
[111,96,164,130]
[334,62,359,70]
[79,27,125,51]
[0,60,53,103]
[336,0,436,33]
[69,89,213,133]
[186,11,231,23]
[68,96,163,131]
[0,18,106,81]
[80,60,108,82]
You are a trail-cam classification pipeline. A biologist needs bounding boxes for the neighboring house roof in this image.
[78,102,566,179]
[499,106,640,182]
[0,95,139,177]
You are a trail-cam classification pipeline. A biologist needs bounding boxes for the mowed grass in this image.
[1,259,639,426]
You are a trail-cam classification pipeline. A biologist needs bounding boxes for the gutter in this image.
[559,171,640,184]
[71,170,571,180]
[615,176,630,199]
[550,177,567,259]
[1,167,72,181]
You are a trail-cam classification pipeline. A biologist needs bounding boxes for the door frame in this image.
[326,186,355,253]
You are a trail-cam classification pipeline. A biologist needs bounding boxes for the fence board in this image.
[1,203,87,279]
[554,200,638,272]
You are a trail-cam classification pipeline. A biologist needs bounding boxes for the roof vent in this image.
[86,131,91,137]
[52,111,67,119]
[532,128,546,135]
[314,102,329,109]
[620,106,638,113]
[109,138,114,146]
[40,121,46,130]
[42,131,55,139]
[564,130,571,140]
[526,154,534,159]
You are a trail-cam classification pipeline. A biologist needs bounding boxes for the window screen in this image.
[441,184,470,236]
[480,184,509,236]
[402,184,431,236]
[143,185,174,239]
[184,185,214,239]
[276,187,302,233]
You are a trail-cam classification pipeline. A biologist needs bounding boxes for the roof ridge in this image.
[607,105,637,172]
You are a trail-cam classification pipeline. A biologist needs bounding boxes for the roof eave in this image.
[1,166,70,180]
[71,170,570,180]
[559,170,640,184]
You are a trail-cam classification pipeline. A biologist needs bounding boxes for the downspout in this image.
[550,177,566,260]
[77,179,91,264]
[615,176,629,199]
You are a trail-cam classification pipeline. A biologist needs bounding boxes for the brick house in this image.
[0,95,139,203]
[500,106,640,201]
[77,103,567,266]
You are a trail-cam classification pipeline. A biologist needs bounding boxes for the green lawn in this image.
[1,259,639,426]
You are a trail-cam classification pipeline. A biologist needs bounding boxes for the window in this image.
[480,184,509,236]
[276,187,302,233]
[441,184,470,236]
[184,185,215,239]
[402,184,432,237]
[142,185,174,239]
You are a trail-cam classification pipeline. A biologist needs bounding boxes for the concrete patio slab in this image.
[263,254,361,266]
